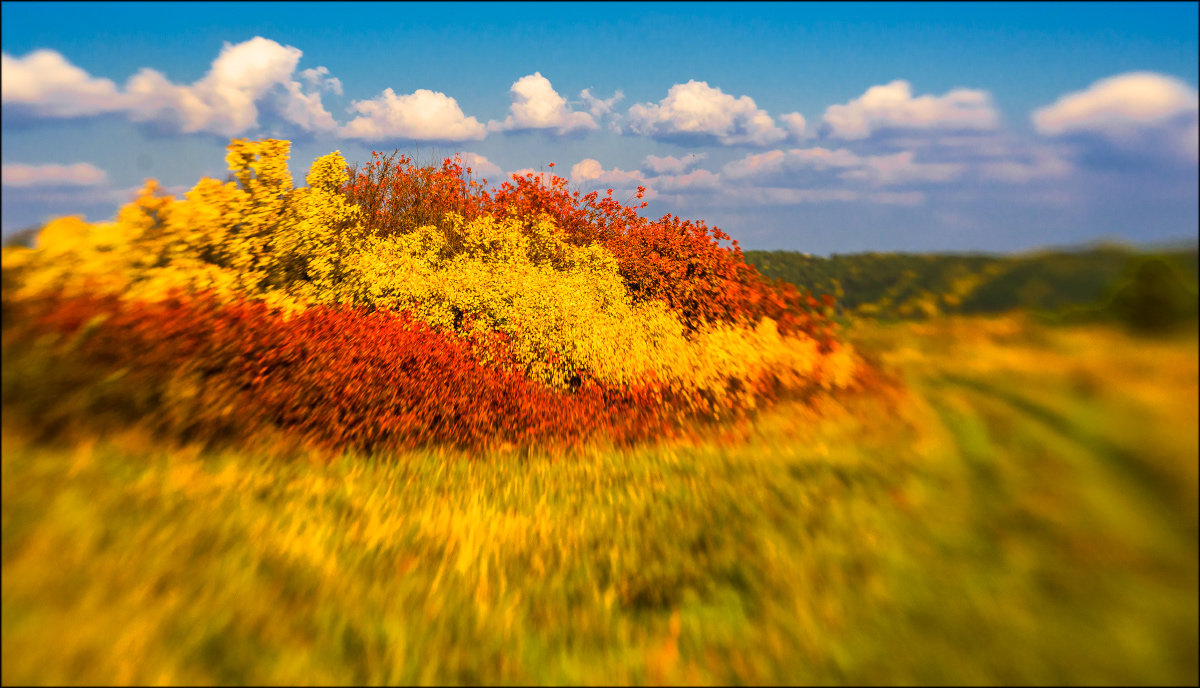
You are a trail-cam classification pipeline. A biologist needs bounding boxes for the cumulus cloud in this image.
[570,158,604,181]
[822,79,999,140]
[566,159,661,200]
[2,38,342,136]
[780,112,809,140]
[626,80,788,146]
[459,152,501,180]
[2,49,125,118]
[569,158,643,186]
[340,88,486,141]
[1033,72,1198,137]
[2,162,108,187]
[1031,72,1200,165]
[506,169,559,189]
[490,73,597,134]
[641,153,707,175]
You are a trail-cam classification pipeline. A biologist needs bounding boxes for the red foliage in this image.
[24,291,680,453]
[479,170,839,347]
[341,151,489,246]
[337,153,840,348]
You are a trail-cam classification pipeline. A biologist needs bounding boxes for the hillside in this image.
[744,245,1199,323]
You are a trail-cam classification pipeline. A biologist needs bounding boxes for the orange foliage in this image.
[21,291,683,453]
[3,139,852,454]
[335,151,839,346]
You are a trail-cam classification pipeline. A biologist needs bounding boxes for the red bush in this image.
[337,153,840,347]
[23,291,681,453]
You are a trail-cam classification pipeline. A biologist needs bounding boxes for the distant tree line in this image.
[744,245,1199,332]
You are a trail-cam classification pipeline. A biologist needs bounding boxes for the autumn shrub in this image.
[318,210,851,415]
[336,150,839,346]
[2,137,855,452]
[476,170,839,347]
[341,149,489,249]
[5,290,688,452]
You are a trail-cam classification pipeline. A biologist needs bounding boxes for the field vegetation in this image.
[2,138,1196,684]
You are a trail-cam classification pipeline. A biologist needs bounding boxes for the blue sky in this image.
[2,1,1197,254]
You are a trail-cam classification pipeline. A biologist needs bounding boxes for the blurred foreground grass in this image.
[3,315,1197,685]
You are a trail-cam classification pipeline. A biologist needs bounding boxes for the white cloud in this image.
[1032,71,1199,139]
[641,153,707,175]
[569,158,643,186]
[788,147,862,169]
[743,187,861,204]
[341,88,486,141]
[780,112,809,140]
[721,150,787,179]
[656,168,721,193]
[722,147,859,180]
[278,79,340,132]
[580,87,624,119]
[192,36,304,134]
[3,39,342,136]
[300,66,343,95]
[570,158,604,181]
[1,49,124,117]
[868,190,925,206]
[460,152,501,180]
[822,79,999,140]
[721,186,924,207]
[839,150,966,186]
[567,159,659,200]
[978,149,1074,183]
[507,168,558,188]
[2,162,108,187]
[723,146,964,188]
[626,80,787,146]
[490,73,597,134]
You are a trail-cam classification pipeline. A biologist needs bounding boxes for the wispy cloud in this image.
[2,162,108,187]
[641,153,707,175]
[580,87,624,119]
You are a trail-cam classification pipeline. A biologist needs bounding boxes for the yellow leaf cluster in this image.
[7,138,851,404]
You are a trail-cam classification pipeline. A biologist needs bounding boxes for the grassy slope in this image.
[3,316,1197,685]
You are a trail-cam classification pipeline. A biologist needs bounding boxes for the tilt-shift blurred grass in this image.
[3,314,1197,685]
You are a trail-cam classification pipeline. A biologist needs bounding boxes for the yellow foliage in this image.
[334,211,837,404]
[6,137,849,407]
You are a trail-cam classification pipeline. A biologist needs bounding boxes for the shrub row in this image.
[8,291,687,453]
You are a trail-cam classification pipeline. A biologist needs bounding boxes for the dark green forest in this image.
[745,244,1199,329]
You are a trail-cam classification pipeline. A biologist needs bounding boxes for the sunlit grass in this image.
[3,315,1197,685]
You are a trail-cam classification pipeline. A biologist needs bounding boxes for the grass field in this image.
[2,314,1197,685]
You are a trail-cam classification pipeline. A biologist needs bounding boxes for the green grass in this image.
[3,315,1197,685]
